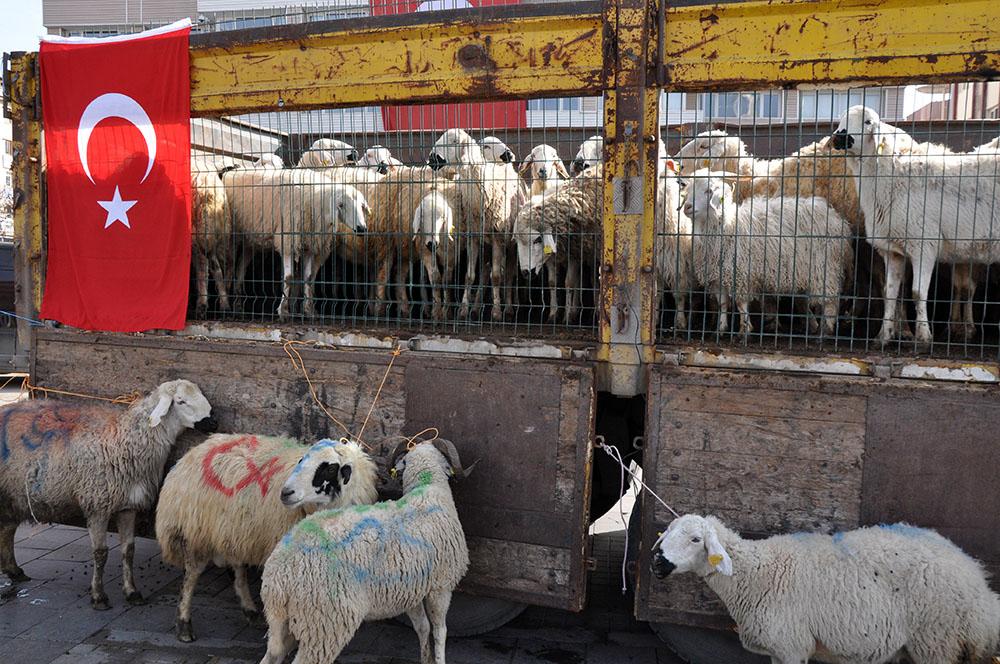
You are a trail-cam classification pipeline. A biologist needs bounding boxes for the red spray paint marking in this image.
[201,435,286,498]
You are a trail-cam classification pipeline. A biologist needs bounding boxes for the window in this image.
[215,15,287,32]
[699,92,783,119]
[661,92,685,111]
[799,89,883,120]
[527,98,583,112]
[3,141,11,156]
[4,175,10,187]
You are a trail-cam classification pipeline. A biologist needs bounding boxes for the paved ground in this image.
[0,390,679,664]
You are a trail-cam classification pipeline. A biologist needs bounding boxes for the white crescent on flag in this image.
[77,92,157,184]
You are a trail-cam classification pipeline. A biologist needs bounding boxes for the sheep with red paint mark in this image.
[155,435,378,643]
[0,380,215,610]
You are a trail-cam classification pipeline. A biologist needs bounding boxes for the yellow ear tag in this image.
[876,139,887,156]
[543,245,554,255]
[389,468,398,479]
[708,554,724,567]
[701,158,710,168]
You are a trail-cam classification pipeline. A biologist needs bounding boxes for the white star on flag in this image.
[98,186,137,229]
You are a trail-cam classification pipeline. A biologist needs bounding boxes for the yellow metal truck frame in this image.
[5,0,999,392]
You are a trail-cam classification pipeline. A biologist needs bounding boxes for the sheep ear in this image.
[148,392,172,428]
[518,158,532,176]
[664,158,678,175]
[555,160,570,179]
[704,525,733,576]
[708,189,725,218]
[542,233,557,256]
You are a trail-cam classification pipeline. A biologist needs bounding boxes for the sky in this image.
[0,0,45,54]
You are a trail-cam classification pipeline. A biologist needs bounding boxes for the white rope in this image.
[24,475,41,525]
[604,441,630,594]
[596,439,681,519]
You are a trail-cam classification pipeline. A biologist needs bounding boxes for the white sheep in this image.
[832,105,1000,345]
[255,153,285,169]
[223,167,370,320]
[258,439,476,664]
[652,514,1000,664]
[156,435,378,642]
[297,138,359,169]
[429,129,526,321]
[0,380,214,609]
[481,136,515,164]
[358,145,404,175]
[681,169,854,337]
[571,135,603,175]
[519,143,570,197]
[190,160,236,317]
[412,185,478,321]
[656,158,695,331]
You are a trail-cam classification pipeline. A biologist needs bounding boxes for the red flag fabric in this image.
[39,20,192,332]
[371,0,526,131]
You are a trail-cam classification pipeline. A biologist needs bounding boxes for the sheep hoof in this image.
[950,321,977,341]
[91,594,111,611]
[194,303,208,319]
[176,619,196,643]
[456,306,470,320]
[4,567,29,583]
[125,591,146,606]
[491,306,504,322]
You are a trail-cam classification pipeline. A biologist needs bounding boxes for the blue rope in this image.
[0,310,43,327]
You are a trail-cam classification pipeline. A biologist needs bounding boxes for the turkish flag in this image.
[371,0,526,131]
[39,20,192,332]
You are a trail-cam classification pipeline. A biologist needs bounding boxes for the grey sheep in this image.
[0,380,214,610]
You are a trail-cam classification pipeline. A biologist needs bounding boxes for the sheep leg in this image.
[397,262,412,318]
[209,253,232,313]
[822,295,839,336]
[912,251,936,346]
[421,250,444,321]
[277,252,295,321]
[176,554,208,642]
[0,521,28,582]
[425,590,452,664]
[503,248,517,319]
[737,297,752,339]
[950,263,977,341]
[260,616,296,664]
[546,262,560,323]
[194,248,210,318]
[302,252,321,319]
[87,515,111,610]
[458,239,478,320]
[490,237,505,321]
[563,257,580,326]
[878,251,905,344]
[233,564,259,622]
[406,602,434,664]
[116,511,144,605]
[369,256,391,318]
[233,246,253,312]
[717,291,730,333]
[673,283,688,332]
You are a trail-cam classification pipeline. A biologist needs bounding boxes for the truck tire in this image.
[650,623,767,664]
[395,592,527,637]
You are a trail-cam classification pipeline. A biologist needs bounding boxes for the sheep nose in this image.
[377,162,389,175]
[572,158,585,174]
[521,269,530,279]
[501,150,514,163]
[194,416,218,433]
[652,552,676,579]
[427,153,447,171]
[830,130,852,150]
[537,168,548,179]
[348,150,359,163]
[280,487,295,504]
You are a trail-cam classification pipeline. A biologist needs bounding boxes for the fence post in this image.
[4,52,43,372]
[598,0,660,396]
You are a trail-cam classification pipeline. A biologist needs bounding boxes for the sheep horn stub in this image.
[431,438,478,480]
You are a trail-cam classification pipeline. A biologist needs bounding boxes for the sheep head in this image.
[521,144,569,184]
[428,128,484,170]
[652,514,733,580]
[359,145,397,175]
[831,105,884,156]
[280,438,365,508]
[147,379,214,432]
[513,201,557,276]
[572,135,603,175]
[482,136,515,164]
[679,168,739,227]
[387,437,478,487]
[674,130,745,176]
[334,185,369,234]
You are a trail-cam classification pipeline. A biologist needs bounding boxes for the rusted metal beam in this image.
[597,0,660,396]
[188,3,604,116]
[662,0,1000,91]
[5,52,42,371]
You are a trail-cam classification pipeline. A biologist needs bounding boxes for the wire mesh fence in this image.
[659,86,1000,359]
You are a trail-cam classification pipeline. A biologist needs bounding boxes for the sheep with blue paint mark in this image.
[259,438,476,664]
[155,436,378,643]
[0,380,215,610]
[652,514,1000,664]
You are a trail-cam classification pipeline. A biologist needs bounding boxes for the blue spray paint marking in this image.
[878,523,934,539]
[282,503,445,591]
[0,404,80,463]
